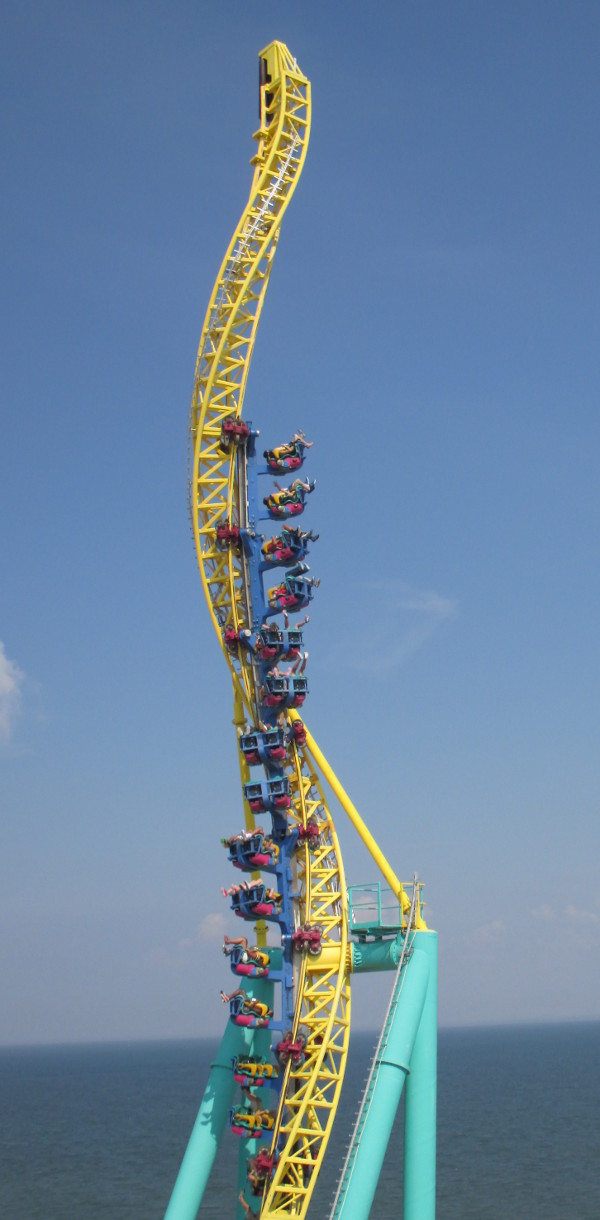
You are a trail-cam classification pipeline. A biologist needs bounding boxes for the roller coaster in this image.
[164,42,438,1220]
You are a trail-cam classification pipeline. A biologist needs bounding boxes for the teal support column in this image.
[404,931,438,1220]
[335,947,430,1220]
[164,977,275,1220]
[163,1019,247,1220]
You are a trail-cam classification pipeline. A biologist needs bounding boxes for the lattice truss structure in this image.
[263,759,350,1217]
[189,41,310,666]
[188,42,351,1220]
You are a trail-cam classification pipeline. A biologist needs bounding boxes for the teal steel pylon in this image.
[332,930,438,1220]
[404,931,438,1220]
[164,977,275,1220]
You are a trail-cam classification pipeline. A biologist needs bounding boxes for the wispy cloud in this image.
[565,904,600,927]
[329,580,457,675]
[196,912,227,943]
[0,642,24,744]
[532,902,599,927]
[152,913,228,970]
[474,919,505,943]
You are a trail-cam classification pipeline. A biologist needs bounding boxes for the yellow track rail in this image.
[261,758,350,1217]
[189,40,311,685]
[189,42,350,1219]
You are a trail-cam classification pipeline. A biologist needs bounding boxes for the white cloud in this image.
[151,914,227,970]
[196,912,227,943]
[0,642,24,743]
[531,902,599,928]
[564,904,600,927]
[474,919,505,943]
[330,580,457,676]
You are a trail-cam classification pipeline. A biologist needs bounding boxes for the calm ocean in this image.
[1,1023,598,1219]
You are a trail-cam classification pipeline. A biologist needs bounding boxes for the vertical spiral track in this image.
[189,43,351,1219]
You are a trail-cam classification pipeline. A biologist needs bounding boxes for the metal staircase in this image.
[329,883,420,1220]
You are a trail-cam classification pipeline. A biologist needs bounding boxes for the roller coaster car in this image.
[215,523,241,550]
[239,735,260,765]
[249,1149,278,1190]
[253,629,302,664]
[297,816,322,847]
[231,882,281,920]
[271,500,304,519]
[291,924,323,955]
[262,542,294,564]
[263,487,308,519]
[275,1033,306,1067]
[264,451,303,473]
[228,831,280,871]
[229,994,272,1027]
[266,675,306,709]
[244,777,291,813]
[262,532,307,565]
[223,625,240,653]
[257,642,280,661]
[288,676,308,707]
[230,1108,276,1135]
[232,964,269,981]
[281,628,303,659]
[228,954,269,980]
[240,728,287,766]
[259,674,307,711]
[255,625,283,661]
[260,675,289,708]
[268,578,312,612]
[219,416,250,452]
[290,719,307,746]
[232,1056,278,1086]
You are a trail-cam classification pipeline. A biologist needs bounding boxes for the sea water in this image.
[1,1023,598,1219]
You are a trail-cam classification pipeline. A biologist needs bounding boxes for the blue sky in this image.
[1,1,599,1045]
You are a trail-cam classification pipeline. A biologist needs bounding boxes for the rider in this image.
[238,1193,259,1218]
[286,561,320,587]
[240,1085,277,1120]
[273,477,315,497]
[265,431,313,460]
[262,525,319,556]
[220,990,273,1019]
[282,610,310,630]
[221,827,265,848]
[221,880,251,898]
[263,477,316,510]
[223,936,270,969]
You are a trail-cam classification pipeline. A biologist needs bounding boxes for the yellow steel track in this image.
[189,39,311,688]
[189,42,351,1219]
